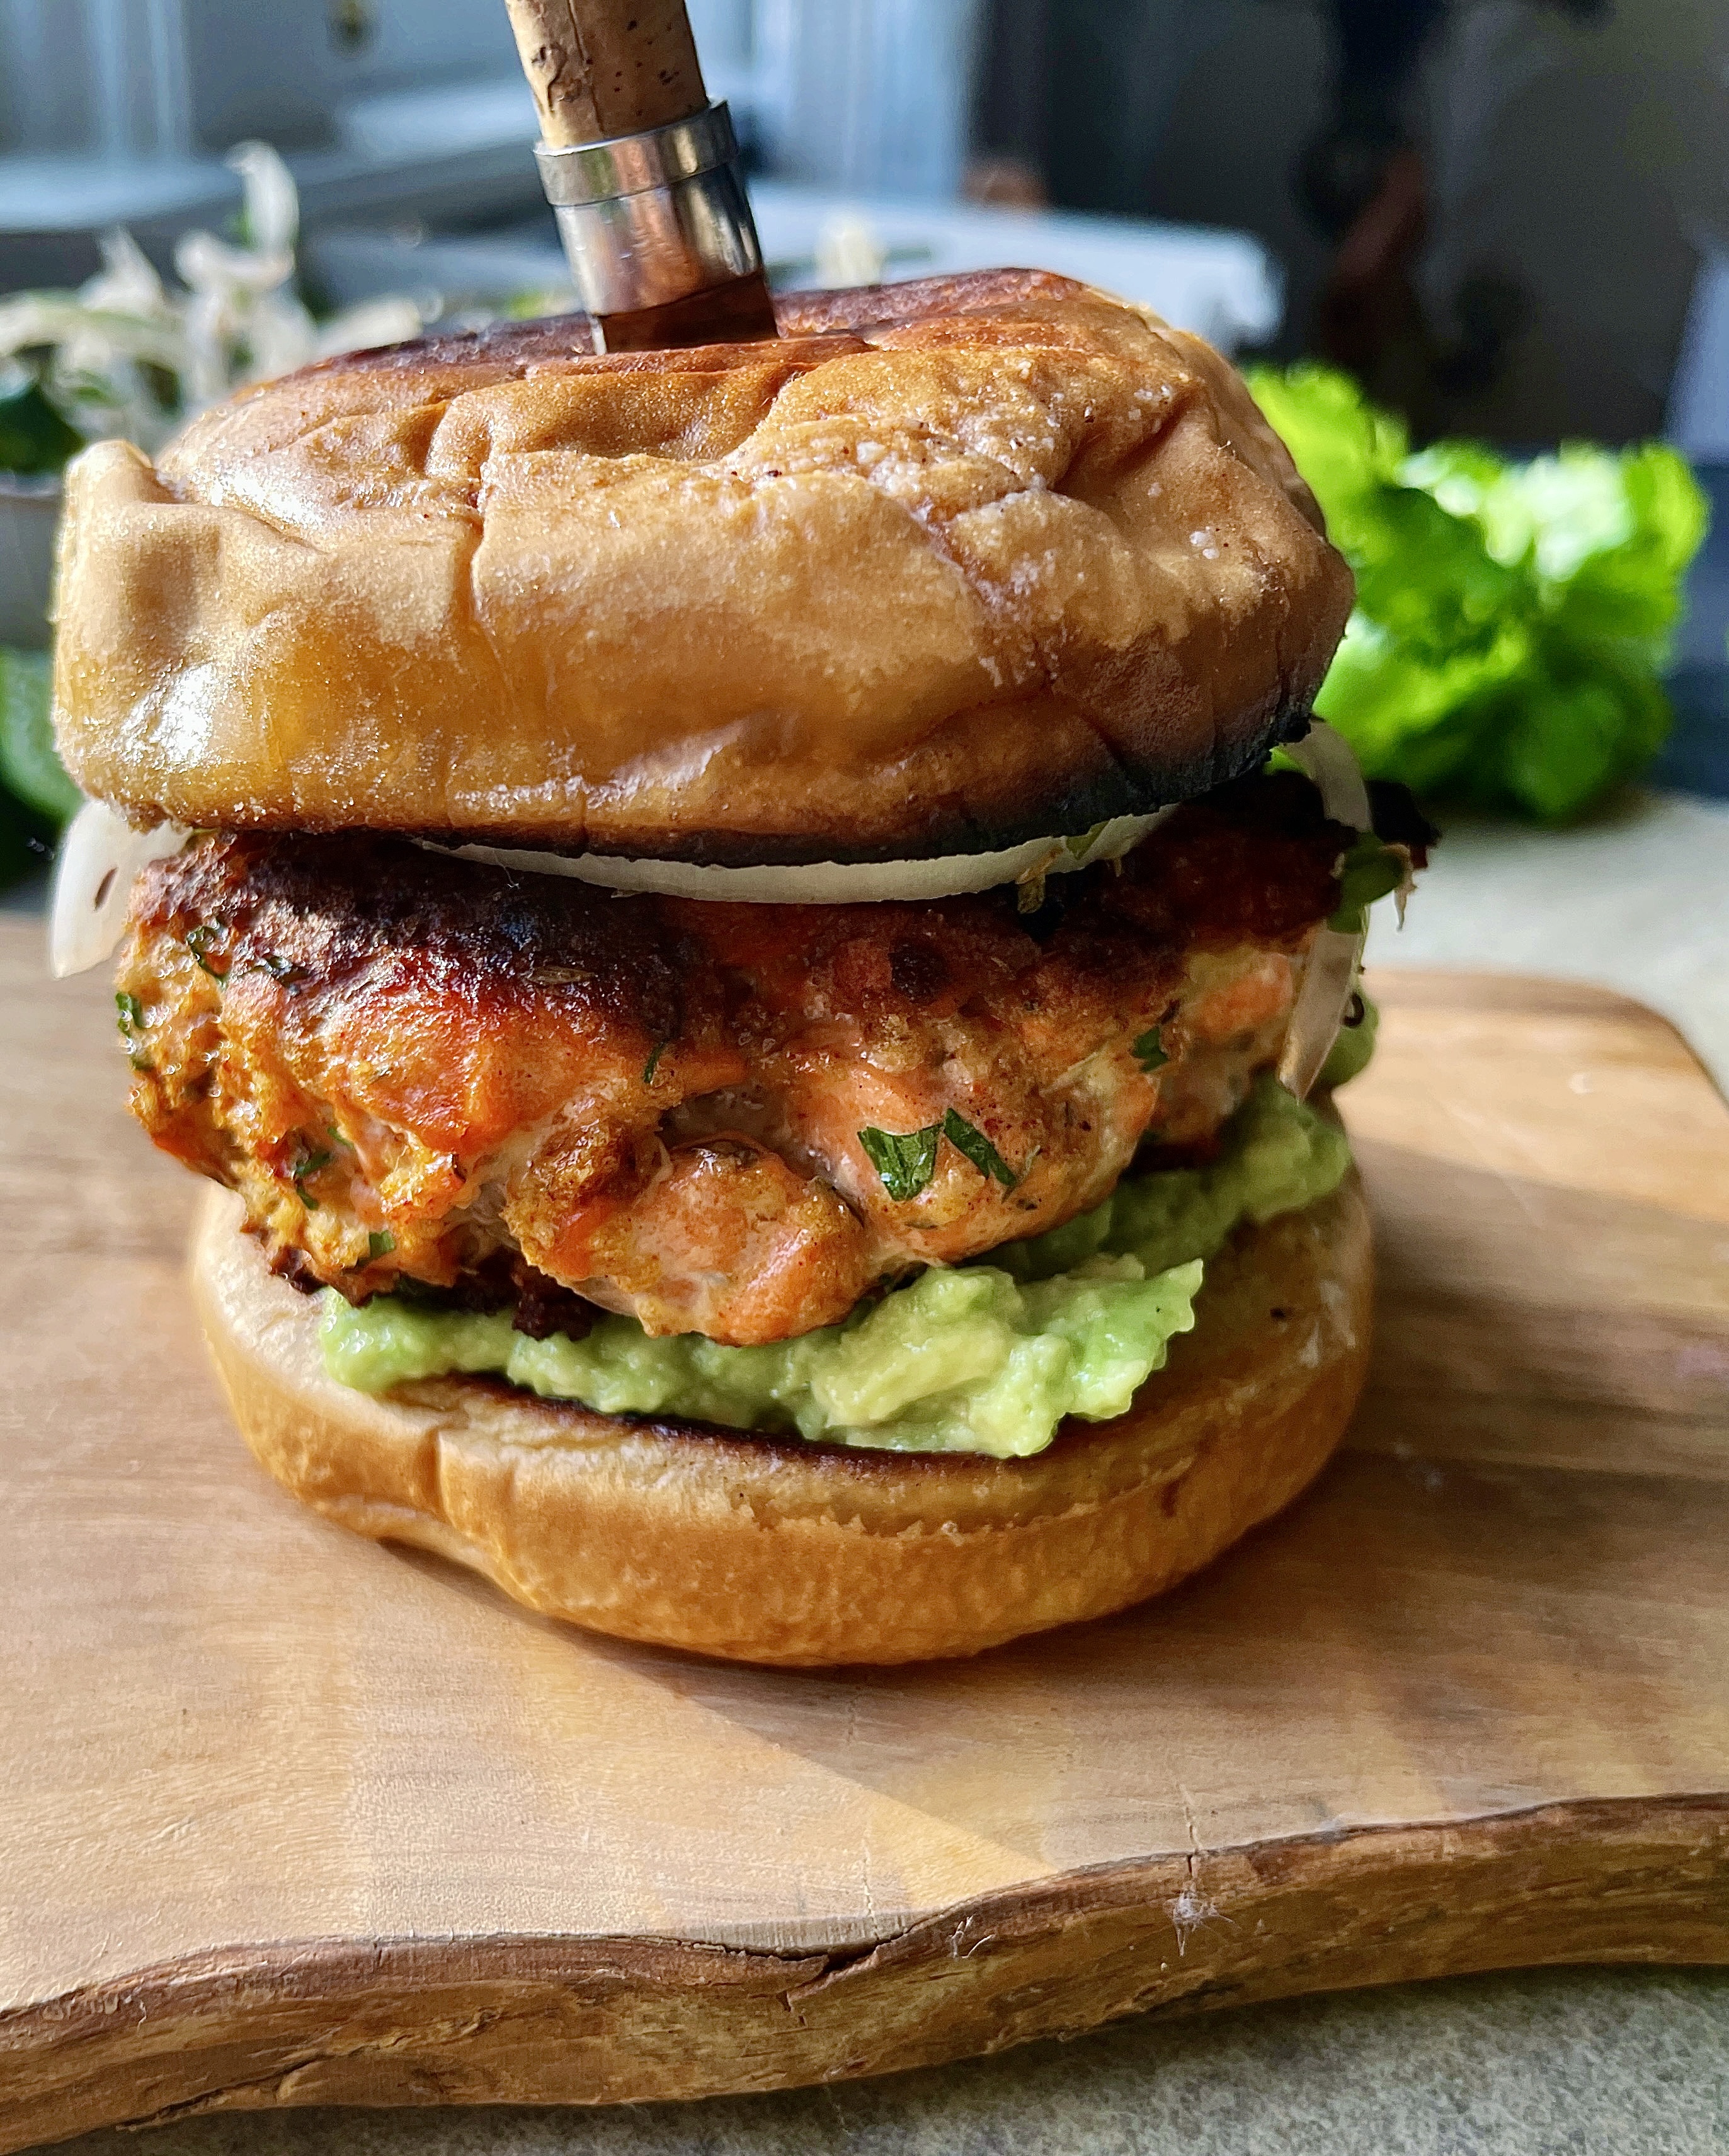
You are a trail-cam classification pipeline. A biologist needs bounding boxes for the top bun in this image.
[52,271,1352,865]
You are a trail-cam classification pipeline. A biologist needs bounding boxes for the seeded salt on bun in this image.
[53,270,1353,867]
[193,1176,1371,1668]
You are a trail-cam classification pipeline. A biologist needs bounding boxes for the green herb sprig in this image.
[115,989,152,1070]
[290,1144,334,1210]
[940,1107,1016,1188]
[859,1122,941,1201]
[249,951,304,982]
[859,1109,1018,1202]
[1133,1026,1169,1074]
[185,921,229,978]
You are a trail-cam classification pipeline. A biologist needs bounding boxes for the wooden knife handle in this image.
[503,0,709,147]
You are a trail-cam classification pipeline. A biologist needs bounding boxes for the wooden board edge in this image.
[3,1794,1725,2152]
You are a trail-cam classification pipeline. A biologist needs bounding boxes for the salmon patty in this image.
[115,773,1349,1345]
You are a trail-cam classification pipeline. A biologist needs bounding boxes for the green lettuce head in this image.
[1248,364,1707,821]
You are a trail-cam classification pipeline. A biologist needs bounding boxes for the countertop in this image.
[16,783,1729,2155]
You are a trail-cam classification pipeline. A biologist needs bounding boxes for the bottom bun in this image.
[191,1178,1372,1666]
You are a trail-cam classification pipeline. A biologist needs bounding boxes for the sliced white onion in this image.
[417,811,1173,905]
[49,800,193,978]
[1278,926,1364,1100]
[1283,720,1371,831]
[1274,723,1376,1095]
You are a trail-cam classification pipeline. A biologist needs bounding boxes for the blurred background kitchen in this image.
[1,0,1726,1072]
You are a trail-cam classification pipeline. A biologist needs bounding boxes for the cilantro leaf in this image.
[291,1144,334,1211]
[941,1108,1018,1188]
[115,989,151,1069]
[185,921,229,978]
[859,1123,942,1201]
[1132,1026,1169,1073]
[367,1229,396,1261]
[861,1111,1020,1198]
[249,951,303,982]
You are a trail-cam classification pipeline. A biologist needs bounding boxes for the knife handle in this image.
[503,0,709,147]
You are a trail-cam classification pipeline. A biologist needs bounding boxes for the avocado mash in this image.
[319,1075,1352,1457]
[1318,992,1378,1091]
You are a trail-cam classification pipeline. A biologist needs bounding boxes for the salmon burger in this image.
[50,270,1420,1664]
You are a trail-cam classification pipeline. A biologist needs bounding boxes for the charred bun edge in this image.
[324,713,1314,866]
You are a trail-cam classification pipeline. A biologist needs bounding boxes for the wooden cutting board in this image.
[2,927,1726,2152]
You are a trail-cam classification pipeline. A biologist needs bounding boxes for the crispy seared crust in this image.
[122,783,1345,1322]
[56,272,1353,862]
[192,1173,1372,1666]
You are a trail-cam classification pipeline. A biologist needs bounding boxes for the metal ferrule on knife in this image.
[535,101,762,321]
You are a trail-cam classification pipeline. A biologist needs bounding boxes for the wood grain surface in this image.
[1,932,1726,2148]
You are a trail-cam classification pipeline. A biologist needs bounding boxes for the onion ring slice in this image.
[1282,719,1371,832]
[50,800,193,979]
[1277,723,1374,1098]
[416,811,1172,905]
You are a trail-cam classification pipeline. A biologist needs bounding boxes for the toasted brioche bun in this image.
[191,1171,1371,1666]
[57,271,1352,866]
